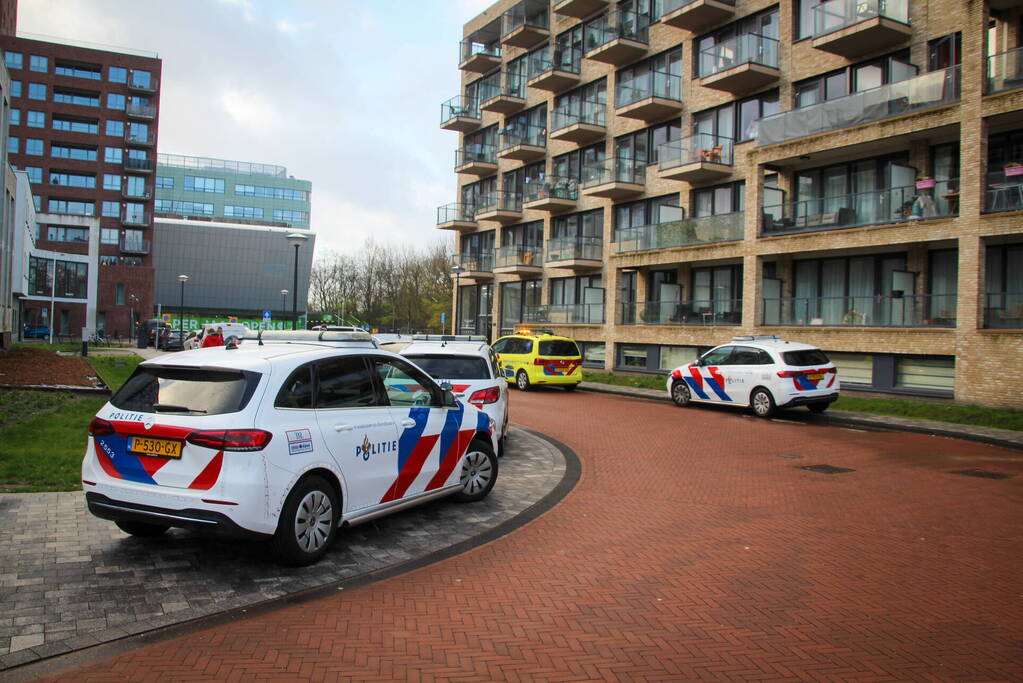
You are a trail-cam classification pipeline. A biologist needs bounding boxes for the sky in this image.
[19,0,495,259]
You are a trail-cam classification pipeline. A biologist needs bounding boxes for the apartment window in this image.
[615,119,681,165]
[581,342,605,366]
[503,103,547,149]
[10,109,19,126]
[47,225,90,242]
[100,255,118,266]
[33,195,41,211]
[107,93,126,110]
[54,88,100,107]
[102,201,121,217]
[48,200,95,216]
[273,209,309,223]
[928,34,961,71]
[549,274,602,306]
[500,280,542,330]
[124,203,146,222]
[619,344,648,368]
[984,244,1023,328]
[25,167,42,184]
[130,70,152,89]
[127,148,148,161]
[692,181,745,217]
[125,176,146,197]
[156,176,174,189]
[108,66,127,83]
[11,81,21,97]
[55,61,102,80]
[154,199,214,216]
[551,208,603,239]
[26,110,44,128]
[50,171,97,189]
[234,184,308,201]
[100,228,119,245]
[614,194,681,237]
[104,147,123,163]
[28,83,45,100]
[184,175,225,193]
[659,345,699,371]
[105,120,125,137]
[794,0,815,40]
[693,265,742,315]
[794,253,908,325]
[617,47,683,103]
[461,176,496,210]
[56,261,88,298]
[7,137,17,154]
[224,205,265,219]
[116,283,126,306]
[25,138,43,156]
[52,116,100,134]
[5,51,22,69]
[52,144,98,161]
[501,220,544,246]
[795,51,915,109]
[103,174,122,191]
[696,8,779,77]
[121,257,142,266]
[29,55,47,72]
[553,142,605,182]
[502,161,544,201]
[896,357,955,392]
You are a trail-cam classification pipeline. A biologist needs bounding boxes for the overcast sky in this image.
[20,0,493,259]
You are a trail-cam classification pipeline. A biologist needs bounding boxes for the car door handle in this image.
[334,423,353,432]
[400,418,417,428]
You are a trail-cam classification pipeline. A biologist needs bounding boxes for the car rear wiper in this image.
[152,403,207,413]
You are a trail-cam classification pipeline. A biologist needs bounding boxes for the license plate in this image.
[806,373,824,381]
[129,436,183,459]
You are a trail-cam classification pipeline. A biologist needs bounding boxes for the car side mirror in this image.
[439,381,453,391]
[442,389,457,407]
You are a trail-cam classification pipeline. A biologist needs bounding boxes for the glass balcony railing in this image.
[582,157,645,188]
[503,1,550,37]
[813,0,909,38]
[495,245,542,268]
[984,170,1023,213]
[621,299,742,326]
[482,71,527,103]
[987,46,1023,95]
[526,303,605,325]
[984,292,1023,329]
[758,66,961,146]
[616,68,681,107]
[615,212,743,253]
[123,157,154,172]
[523,176,578,203]
[698,33,779,78]
[441,95,480,123]
[121,209,150,226]
[762,179,959,235]
[584,9,649,51]
[456,144,497,167]
[527,45,582,80]
[460,39,502,64]
[119,238,151,254]
[126,102,156,118]
[452,251,495,273]
[762,294,956,327]
[552,99,606,132]
[546,236,602,262]
[477,190,523,214]
[658,133,734,170]
[500,124,546,151]
[437,203,476,224]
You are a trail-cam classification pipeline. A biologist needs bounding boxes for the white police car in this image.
[399,335,510,455]
[83,330,498,566]
[666,336,840,418]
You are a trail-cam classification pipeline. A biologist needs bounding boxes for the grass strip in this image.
[88,355,141,391]
[0,390,77,428]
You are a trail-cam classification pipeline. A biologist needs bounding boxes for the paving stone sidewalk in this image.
[0,426,566,670]
[579,380,1023,450]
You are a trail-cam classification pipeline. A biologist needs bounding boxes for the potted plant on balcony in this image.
[915,176,936,190]
[1004,162,1023,177]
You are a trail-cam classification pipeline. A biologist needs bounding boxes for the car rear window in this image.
[782,349,830,366]
[539,340,579,357]
[404,355,490,380]
[111,367,261,415]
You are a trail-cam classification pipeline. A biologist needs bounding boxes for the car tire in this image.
[453,439,498,503]
[670,380,691,407]
[808,402,829,414]
[516,370,531,391]
[115,520,169,538]
[562,383,577,391]
[271,475,339,567]
[750,388,776,418]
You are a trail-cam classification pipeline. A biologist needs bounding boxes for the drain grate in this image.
[778,454,804,459]
[953,469,1013,480]
[800,464,855,474]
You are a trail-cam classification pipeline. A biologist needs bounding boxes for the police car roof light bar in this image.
[410,334,487,343]
[731,335,782,342]
[247,329,375,346]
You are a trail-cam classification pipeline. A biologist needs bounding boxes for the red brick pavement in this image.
[42,391,1023,682]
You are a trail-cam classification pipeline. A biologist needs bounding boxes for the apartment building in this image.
[0,33,161,339]
[438,0,1023,409]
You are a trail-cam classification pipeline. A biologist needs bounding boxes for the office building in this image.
[438,0,1023,409]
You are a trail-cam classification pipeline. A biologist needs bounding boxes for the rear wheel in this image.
[562,383,578,391]
[272,475,339,566]
[750,388,776,418]
[808,402,829,414]
[670,380,691,407]
[115,520,169,538]
[453,440,498,502]
[516,370,531,391]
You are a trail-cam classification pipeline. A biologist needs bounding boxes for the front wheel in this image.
[271,475,339,566]
[115,520,169,537]
[670,380,691,407]
[453,441,498,502]
[808,402,829,414]
[750,388,776,419]
[516,370,531,391]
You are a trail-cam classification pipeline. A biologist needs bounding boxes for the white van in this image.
[183,323,250,350]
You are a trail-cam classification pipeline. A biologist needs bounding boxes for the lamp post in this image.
[451,260,465,335]
[285,233,309,330]
[178,274,188,344]
[280,289,288,326]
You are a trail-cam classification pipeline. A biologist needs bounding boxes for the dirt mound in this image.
[0,348,103,388]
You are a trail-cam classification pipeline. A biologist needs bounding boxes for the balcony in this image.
[125,102,156,120]
[984,292,1023,329]
[459,38,502,73]
[550,100,606,144]
[658,134,733,182]
[475,191,522,224]
[984,171,1023,214]
[494,245,544,275]
[615,69,683,121]
[526,46,582,93]
[762,294,956,328]
[123,157,154,173]
[546,236,603,270]
[480,72,527,114]
[523,176,578,212]
[498,125,546,162]
[124,129,155,147]
[554,0,607,18]
[581,158,645,199]
[121,187,152,200]
[525,303,605,325]
[121,209,151,227]
[451,252,495,280]
[437,203,478,232]
[455,144,498,176]
[622,299,742,326]
[697,34,780,95]
[127,71,158,93]
[986,47,1023,96]
[758,67,961,147]
[440,95,481,132]
[583,10,648,67]
[762,179,959,236]
[615,212,743,253]
[811,0,911,59]
[119,238,151,255]
[659,0,735,32]
[501,0,550,49]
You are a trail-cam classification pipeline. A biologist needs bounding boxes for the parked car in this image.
[666,335,840,418]
[23,324,50,339]
[82,336,498,566]
[183,322,249,350]
[492,329,583,391]
[400,335,509,455]
[159,330,187,352]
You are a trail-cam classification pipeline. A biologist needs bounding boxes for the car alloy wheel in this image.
[454,441,498,502]
[516,370,531,391]
[751,388,775,418]
[671,380,691,407]
[294,490,333,553]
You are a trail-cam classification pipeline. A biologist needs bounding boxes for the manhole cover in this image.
[778,454,803,459]
[953,469,1013,480]
[800,464,855,474]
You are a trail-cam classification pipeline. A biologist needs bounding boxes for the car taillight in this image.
[533,357,548,365]
[468,386,501,406]
[187,429,273,452]
[89,417,115,437]
[777,370,800,378]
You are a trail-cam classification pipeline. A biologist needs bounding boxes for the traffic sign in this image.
[262,310,272,322]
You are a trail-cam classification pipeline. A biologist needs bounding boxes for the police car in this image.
[83,330,498,566]
[399,335,509,455]
[666,336,840,418]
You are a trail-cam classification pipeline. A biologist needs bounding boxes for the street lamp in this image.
[451,260,465,335]
[178,274,188,344]
[280,289,288,324]
[286,233,309,330]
